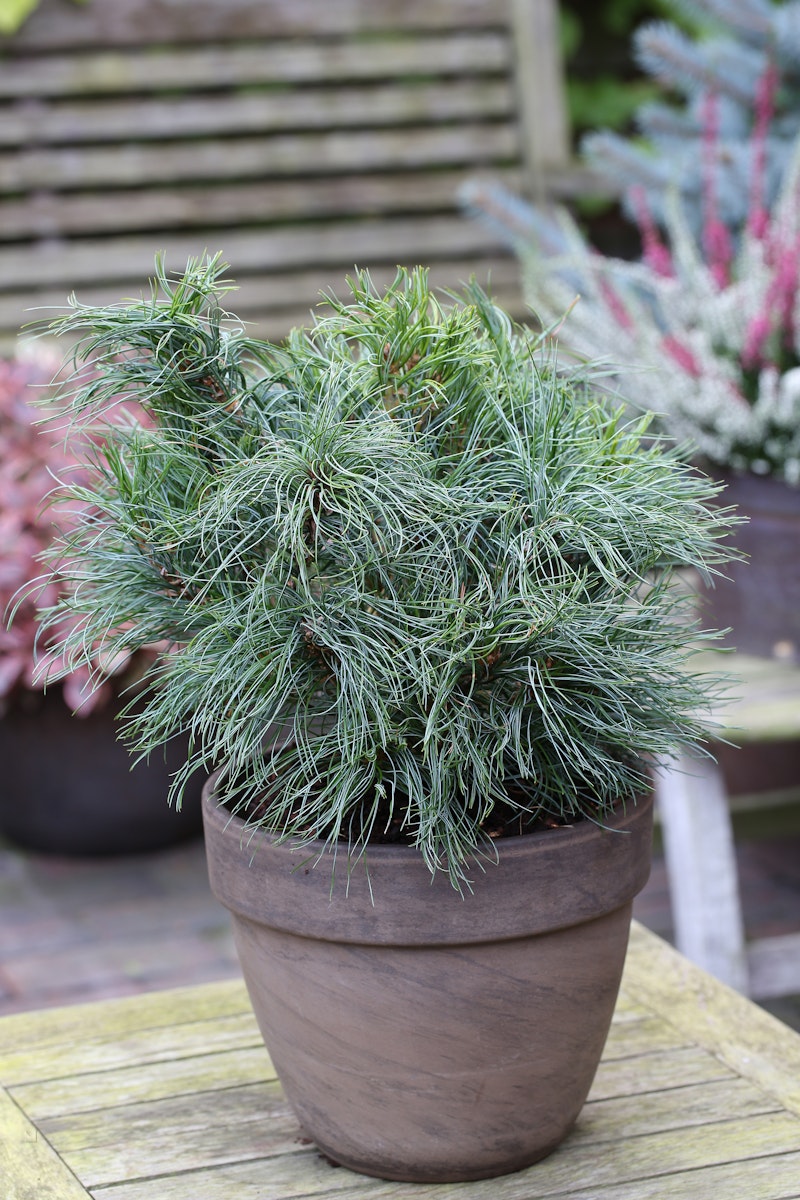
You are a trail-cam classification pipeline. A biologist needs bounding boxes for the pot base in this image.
[232,904,633,1182]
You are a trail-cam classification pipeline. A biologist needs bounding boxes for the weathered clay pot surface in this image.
[702,472,800,660]
[203,787,653,1183]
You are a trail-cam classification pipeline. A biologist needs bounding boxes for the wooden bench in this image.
[3,923,800,1199]
[655,651,800,999]
[0,0,587,348]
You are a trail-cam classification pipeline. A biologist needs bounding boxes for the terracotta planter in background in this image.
[203,783,653,1183]
[703,473,800,661]
[0,689,204,855]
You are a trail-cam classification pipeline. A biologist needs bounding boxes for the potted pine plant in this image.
[33,260,734,1182]
[0,349,203,853]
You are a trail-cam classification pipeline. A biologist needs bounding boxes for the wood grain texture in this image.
[509,0,569,186]
[69,1113,800,1198]
[12,1046,276,1122]
[0,35,510,100]
[0,979,256,1085]
[0,81,514,147]
[40,1080,298,1187]
[0,216,509,291]
[2,0,508,50]
[588,1044,736,1101]
[0,170,525,240]
[623,922,800,1117]
[89,1150,800,1200]
[0,1086,90,1200]
[0,124,517,193]
[0,0,578,344]
[3,924,800,1198]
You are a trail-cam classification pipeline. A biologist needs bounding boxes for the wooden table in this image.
[2,923,800,1199]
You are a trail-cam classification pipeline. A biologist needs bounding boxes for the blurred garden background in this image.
[1,0,799,1028]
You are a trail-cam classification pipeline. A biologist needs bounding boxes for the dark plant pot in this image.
[702,473,800,660]
[203,783,653,1183]
[0,689,204,855]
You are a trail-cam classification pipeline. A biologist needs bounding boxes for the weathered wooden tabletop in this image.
[2,922,800,1200]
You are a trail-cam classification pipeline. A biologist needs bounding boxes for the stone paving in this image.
[1,826,799,1031]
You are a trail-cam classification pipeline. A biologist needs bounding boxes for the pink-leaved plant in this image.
[0,350,154,715]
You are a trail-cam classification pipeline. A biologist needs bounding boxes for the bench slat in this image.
[0,81,514,148]
[691,651,800,742]
[0,215,511,291]
[2,0,508,51]
[0,123,517,193]
[0,169,525,240]
[0,33,509,100]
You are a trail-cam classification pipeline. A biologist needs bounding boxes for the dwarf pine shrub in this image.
[35,260,734,884]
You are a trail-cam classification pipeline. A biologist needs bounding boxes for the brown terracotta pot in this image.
[0,688,204,855]
[203,784,653,1183]
[701,472,800,661]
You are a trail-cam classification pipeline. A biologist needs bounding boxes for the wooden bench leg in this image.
[654,753,749,994]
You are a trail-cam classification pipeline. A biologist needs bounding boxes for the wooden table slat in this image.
[0,1012,262,1089]
[76,1113,800,1199]
[0,1087,90,1200]
[589,1044,736,1101]
[623,923,800,1117]
[89,1150,800,1200]
[10,1045,276,1122]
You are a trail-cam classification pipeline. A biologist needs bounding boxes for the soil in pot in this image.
[203,782,653,1183]
[0,688,204,855]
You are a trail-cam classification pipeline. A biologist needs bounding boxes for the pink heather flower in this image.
[0,355,157,713]
[705,219,734,289]
[775,238,800,340]
[742,231,800,368]
[597,275,634,331]
[631,186,673,277]
[662,335,701,377]
[742,313,773,369]
[748,61,779,241]
[701,93,733,288]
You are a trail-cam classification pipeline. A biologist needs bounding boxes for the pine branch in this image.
[635,23,764,104]
[773,4,800,63]
[580,131,677,213]
[668,0,773,40]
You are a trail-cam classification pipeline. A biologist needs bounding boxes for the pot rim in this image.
[203,776,654,946]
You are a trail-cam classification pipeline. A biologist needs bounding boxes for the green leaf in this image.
[0,0,88,34]
[0,0,40,34]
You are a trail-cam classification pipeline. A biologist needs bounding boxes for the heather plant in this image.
[0,350,154,715]
[33,260,734,885]
[469,129,800,485]
[464,3,800,486]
